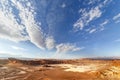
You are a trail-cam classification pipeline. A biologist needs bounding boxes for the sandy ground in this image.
[1,59,120,80]
[57,64,107,72]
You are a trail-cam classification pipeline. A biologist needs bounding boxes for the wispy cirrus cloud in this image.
[11,0,46,50]
[11,46,26,51]
[89,29,96,34]
[113,13,120,20]
[87,0,98,5]
[86,28,97,34]
[61,3,66,8]
[73,0,111,31]
[0,0,29,42]
[56,43,84,53]
[45,36,55,50]
[74,6,102,31]
[85,19,109,34]
[0,0,56,50]
[100,20,109,26]
[0,0,79,53]
[99,20,109,31]
[113,13,120,23]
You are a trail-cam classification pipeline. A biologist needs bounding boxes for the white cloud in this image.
[87,7,102,22]
[45,36,55,50]
[73,0,111,31]
[74,6,102,31]
[99,20,109,31]
[11,46,26,51]
[113,13,120,20]
[0,0,79,52]
[0,0,29,42]
[103,0,110,4]
[87,0,109,5]
[0,0,93,54]
[61,3,66,8]
[113,13,120,23]
[56,43,84,53]
[115,20,120,23]
[88,0,97,5]
[100,20,109,26]
[12,0,46,50]
[89,29,96,33]
[0,0,54,50]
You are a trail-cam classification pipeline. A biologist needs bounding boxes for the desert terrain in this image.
[0,58,120,80]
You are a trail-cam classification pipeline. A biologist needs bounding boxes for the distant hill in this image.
[8,58,76,65]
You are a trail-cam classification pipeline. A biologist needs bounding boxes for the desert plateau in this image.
[0,58,120,80]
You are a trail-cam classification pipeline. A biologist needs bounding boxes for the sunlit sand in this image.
[58,64,107,72]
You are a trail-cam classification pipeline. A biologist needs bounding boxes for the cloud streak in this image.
[11,46,26,51]
[73,0,111,31]
[56,43,84,53]
[74,6,102,31]
[0,0,56,50]
[45,36,55,50]
[0,0,85,54]
[99,20,109,31]
[0,0,29,42]
[89,29,96,34]
[113,13,120,23]
[113,13,120,20]
[11,0,46,49]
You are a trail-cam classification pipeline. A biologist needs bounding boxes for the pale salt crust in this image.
[0,66,8,69]
[57,64,106,72]
[19,71,26,74]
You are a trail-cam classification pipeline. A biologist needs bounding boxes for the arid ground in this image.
[0,58,120,80]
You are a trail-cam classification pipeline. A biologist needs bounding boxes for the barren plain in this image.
[0,58,120,80]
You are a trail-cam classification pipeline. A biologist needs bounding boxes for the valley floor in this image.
[0,59,120,80]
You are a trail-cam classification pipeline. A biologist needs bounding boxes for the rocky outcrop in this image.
[8,58,76,65]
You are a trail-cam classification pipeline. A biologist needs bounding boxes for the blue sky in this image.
[0,0,120,59]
